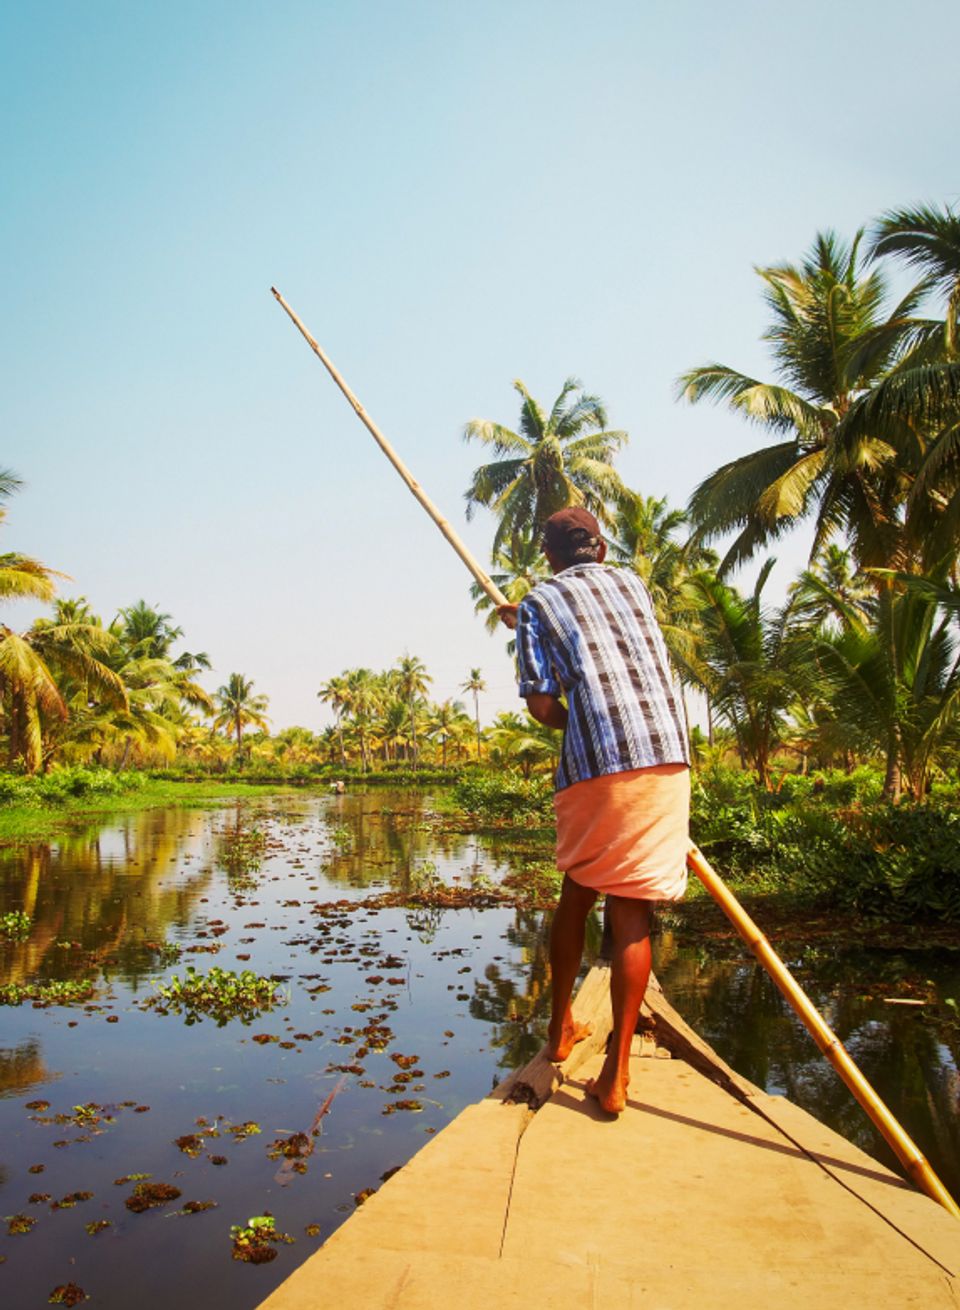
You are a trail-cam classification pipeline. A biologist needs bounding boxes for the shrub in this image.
[452,772,553,824]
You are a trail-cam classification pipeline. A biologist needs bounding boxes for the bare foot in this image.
[585,1062,630,1115]
[546,1019,592,1063]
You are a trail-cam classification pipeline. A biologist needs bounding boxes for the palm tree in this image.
[487,711,559,778]
[609,492,717,676]
[317,674,351,766]
[789,544,874,633]
[470,527,548,653]
[840,204,960,565]
[428,699,470,768]
[812,562,960,798]
[679,230,926,573]
[463,378,627,554]
[395,654,431,767]
[0,618,127,772]
[213,673,269,760]
[0,472,62,605]
[460,668,486,760]
[342,667,378,772]
[683,563,813,788]
[115,601,184,659]
[871,203,960,358]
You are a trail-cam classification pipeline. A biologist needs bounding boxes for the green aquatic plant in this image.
[0,979,95,1006]
[0,909,31,940]
[147,965,285,1026]
[229,1213,294,1264]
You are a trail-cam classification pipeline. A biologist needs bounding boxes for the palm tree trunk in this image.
[336,713,346,767]
[474,692,481,761]
[882,725,901,802]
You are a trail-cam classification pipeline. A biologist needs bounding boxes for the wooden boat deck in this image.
[259,969,960,1309]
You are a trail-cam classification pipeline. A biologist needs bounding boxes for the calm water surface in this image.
[0,789,958,1308]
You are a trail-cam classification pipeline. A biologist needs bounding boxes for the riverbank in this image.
[0,774,299,841]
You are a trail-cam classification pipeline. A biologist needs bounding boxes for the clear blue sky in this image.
[4,1,958,728]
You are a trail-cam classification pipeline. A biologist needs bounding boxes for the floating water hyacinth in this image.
[143,966,286,1025]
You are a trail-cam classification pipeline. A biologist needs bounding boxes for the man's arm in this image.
[526,692,567,730]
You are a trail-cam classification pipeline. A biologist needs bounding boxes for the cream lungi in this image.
[553,764,690,901]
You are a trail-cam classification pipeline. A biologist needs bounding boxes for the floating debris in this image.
[48,1283,89,1306]
[124,1182,182,1213]
[174,1134,205,1157]
[266,1132,311,1161]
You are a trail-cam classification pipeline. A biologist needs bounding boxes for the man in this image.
[498,507,690,1114]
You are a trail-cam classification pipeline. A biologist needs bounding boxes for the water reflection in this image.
[0,1038,54,1100]
[653,931,960,1193]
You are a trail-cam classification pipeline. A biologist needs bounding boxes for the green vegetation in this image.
[450,763,960,921]
[229,1214,294,1264]
[0,978,96,1006]
[0,909,31,939]
[147,965,286,1026]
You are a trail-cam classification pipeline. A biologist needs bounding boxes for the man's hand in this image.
[497,603,520,630]
[526,692,568,730]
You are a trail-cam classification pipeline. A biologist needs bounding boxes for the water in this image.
[0,789,958,1307]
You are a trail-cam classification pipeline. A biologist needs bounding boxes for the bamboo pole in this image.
[686,843,960,1218]
[270,288,508,609]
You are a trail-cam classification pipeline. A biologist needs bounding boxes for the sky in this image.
[4,0,959,731]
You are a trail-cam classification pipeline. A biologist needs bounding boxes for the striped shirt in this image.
[515,563,689,792]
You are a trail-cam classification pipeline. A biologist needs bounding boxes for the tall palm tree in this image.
[428,699,469,769]
[460,668,486,760]
[679,230,926,573]
[317,674,351,766]
[395,654,431,767]
[115,601,184,659]
[839,204,960,565]
[463,378,627,554]
[213,673,269,760]
[342,667,377,772]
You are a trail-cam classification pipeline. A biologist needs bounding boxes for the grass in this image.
[0,778,304,842]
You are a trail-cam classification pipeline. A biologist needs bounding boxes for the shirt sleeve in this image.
[516,598,563,698]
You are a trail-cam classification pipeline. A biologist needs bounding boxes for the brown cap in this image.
[542,506,602,553]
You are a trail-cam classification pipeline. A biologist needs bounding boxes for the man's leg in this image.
[547,874,598,1061]
[587,895,653,1114]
